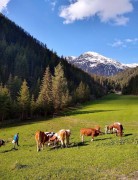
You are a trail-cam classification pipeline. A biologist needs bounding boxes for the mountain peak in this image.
[83,51,100,56]
[66,51,138,76]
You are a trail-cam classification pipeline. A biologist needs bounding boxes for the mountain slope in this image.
[111,66,138,85]
[0,13,106,98]
[66,52,138,76]
[111,66,138,95]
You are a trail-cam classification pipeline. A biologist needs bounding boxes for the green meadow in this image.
[0,94,138,180]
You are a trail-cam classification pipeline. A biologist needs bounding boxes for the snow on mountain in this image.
[66,51,138,76]
[67,56,77,61]
[124,63,138,68]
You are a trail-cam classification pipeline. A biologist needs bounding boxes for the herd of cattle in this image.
[0,122,124,152]
[35,122,124,152]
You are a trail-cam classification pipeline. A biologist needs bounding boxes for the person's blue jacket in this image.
[14,134,19,143]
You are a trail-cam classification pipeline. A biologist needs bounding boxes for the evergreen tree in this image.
[33,78,41,99]
[7,75,22,100]
[61,89,72,109]
[37,67,53,116]
[17,79,30,120]
[30,94,37,118]
[52,63,70,111]
[75,81,90,103]
[0,84,11,121]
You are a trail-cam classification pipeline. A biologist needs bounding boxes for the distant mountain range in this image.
[66,52,138,76]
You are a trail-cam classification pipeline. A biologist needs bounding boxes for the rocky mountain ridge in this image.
[66,52,138,76]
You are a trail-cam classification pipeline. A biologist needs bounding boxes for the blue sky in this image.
[0,0,138,64]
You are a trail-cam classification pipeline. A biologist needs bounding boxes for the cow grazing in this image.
[105,122,124,137]
[44,132,55,146]
[0,139,5,147]
[44,132,55,138]
[35,131,54,152]
[49,129,71,148]
[80,128,101,142]
[105,125,113,134]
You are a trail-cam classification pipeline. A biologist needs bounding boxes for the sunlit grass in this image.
[0,94,138,179]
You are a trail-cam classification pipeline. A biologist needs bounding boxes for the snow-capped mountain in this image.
[124,63,138,68]
[66,51,138,76]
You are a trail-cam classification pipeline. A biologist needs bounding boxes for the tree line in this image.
[0,63,92,122]
[0,13,107,123]
[109,67,138,95]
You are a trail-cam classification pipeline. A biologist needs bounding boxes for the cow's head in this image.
[49,136,59,146]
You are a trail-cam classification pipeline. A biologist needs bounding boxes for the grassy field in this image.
[0,94,138,180]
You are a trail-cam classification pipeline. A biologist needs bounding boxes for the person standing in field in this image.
[12,133,19,149]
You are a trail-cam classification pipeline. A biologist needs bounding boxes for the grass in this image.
[0,94,138,180]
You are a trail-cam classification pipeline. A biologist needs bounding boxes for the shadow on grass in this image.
[0,109,121,130]
[0,117,51,129]
[70,141,89,148]
[124,133,133,137]
[48,141,89,150]
[95,137,112,141]
[64,109,120,116]
[11,162,29,170]
[12,164,28,170]
[48,137,114,150]
[1,147,18,153]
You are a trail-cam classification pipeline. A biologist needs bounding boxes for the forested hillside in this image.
[110,67,138,95]
[0,13,106,122]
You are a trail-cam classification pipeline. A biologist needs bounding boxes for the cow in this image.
[0,139,5,147]
[80,128,101,142]
[44,132,55,146]
[49,129,71,148]
[105,125,113,134]
[44,132,55,138]
[105,122,124,137]
[35,131,54,152]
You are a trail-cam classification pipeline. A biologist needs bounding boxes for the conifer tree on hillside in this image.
[61,89,72,109]
[33,78,41,99]
[30,94,37,118]
[52,63,70,111]
[0,84,11,121]
[75,81,90,103]
[7,75,22,100]
[17,79,30,120]
[37,67,53,116]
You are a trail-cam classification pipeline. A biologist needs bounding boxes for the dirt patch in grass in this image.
[117,171,138,180]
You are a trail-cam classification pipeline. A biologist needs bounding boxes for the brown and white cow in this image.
[80,128,101,142]
[105,122,124,137]
[0,139,5,147]
[35,131,55,152]
[44,132,55,138]
[49,129,71,148]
